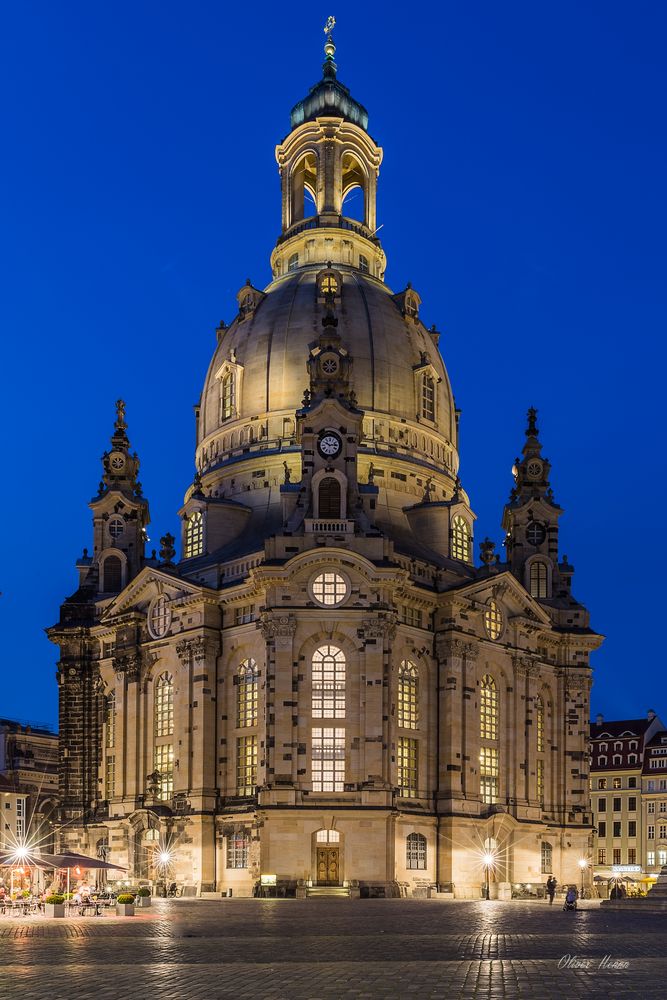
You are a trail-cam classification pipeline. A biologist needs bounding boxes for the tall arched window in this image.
[535,696,544,752]
[406,833,427,870]
[184,511,203,558]
[155,673,174,737]
[237,658,259,728]
[221,372,235,421]
[102,555,122,593]
[105,693,115,749]
[398,660,418,729]
[480,675,498,741]
[318,478,341,519]
[451,516,470,562]
[312,645,346,719]
[421,374,435,421]
[540,841,553,874]
[529,561,548,599]
[480,674,499,805]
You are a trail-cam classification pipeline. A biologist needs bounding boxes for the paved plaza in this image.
[2,898,666,999]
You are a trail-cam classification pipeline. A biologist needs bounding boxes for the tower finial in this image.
[115,399,127,432]
[323,15,337,79]
[526,406,538,438]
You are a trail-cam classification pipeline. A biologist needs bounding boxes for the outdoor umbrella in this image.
[50,851,126,894]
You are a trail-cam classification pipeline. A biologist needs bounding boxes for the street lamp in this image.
[482,852,495,900]
[578,857,588,898]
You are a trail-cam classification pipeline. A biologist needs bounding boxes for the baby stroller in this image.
[563,886,577,911]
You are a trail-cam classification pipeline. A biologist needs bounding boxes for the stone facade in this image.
[48,37,602,898]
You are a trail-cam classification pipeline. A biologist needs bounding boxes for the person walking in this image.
[546,875,557,905]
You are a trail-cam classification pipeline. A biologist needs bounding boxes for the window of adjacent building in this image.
[535,696,544,752]
[598,849,606,865]
[613,797,621,812]
[598,778,607,790]
[628,754,637,764]
[660,779,667,791]
[451,516,471,563]
[153,744,174,801]
[318,477,342,519]
[648,801,656,813]
[484,600,503,640]
[155,673,174,737]
[421,374,435,422]
[536,759,544,807]
[105,756,115,799]
[480,675,498,741]
[311,728,345,792]
[613,777,622,789]
[149,595,171,639]
[598,798,606,812]
[398,737,418,798]
[598,821,606,837]
[628,796,637,811]
[316,829,340,843]
[614,741,622,751]
[613,821,621,837]
[628,848,637,865]
[237,659,259,728]
[648,825,655,840]
[648,851,655,866]
[480,746,499,805]
[184,511,204,559]
[15,797,26,839]
[226,831,250,868]
[398,660,418,730]
[613,849,621,865]
[108,517,124,540]
[660,849,667,867]
[613,755,622,765]
[102,555,122,593]
[661,825,667,839]
[288,252,299,271]
[529,561,548,599]
[406,833,427,870]
[312,571,347,607]
[598,756,607,766]
[311,645,346,719]
[236,735,257,796]
[220,371,236,421]
[629,821,637,837]
[540,841,553,874]
[647,780,655,791]
[105,693,115,749]
[628,777,637,788]
[660,802,667,813]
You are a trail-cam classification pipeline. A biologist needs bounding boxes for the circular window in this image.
[148,596,171,639]
[321,356,339,375]
[310,571,349,607]
[484,600,503,640]
[109,517,124,540]
[526,522,546,546]
[526,460,543,480]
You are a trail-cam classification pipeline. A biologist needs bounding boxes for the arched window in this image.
[480,675,499,805]
[535,696,544,752]
[484,600,503,640]
[155,673,174,737]
[540,841,553,874]
[312,645,346,719]
[406,832,427,870]
[421,374,435,421]
[398,660,418,729]
[221,372,235,421]
[316,829,340,843]
[105,693,115,749]
[318,477,341,519]
[102,555,122,593]
[529,561,549,599]
[237,659,259,728]
[358,254,369,273]
[184,511,203,558]
[288,252,299,272]
[480,675,498,740]
[451,516,470,562]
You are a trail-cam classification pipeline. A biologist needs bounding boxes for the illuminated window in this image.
[221,371,235,421]
[226,831,250,868]
[484,600,503,640]
[149,595,171,639]
[398,660,418,729]
[312,571,347,607]
[613,777,622,789]
[237,659,259,728]
[105,756,115,799]
[647,850,655,866]
[529,561,548,599]
[236,736,257,796]
[312,645,346,719]
[105,693,115,749]
[288,252,299,271]
[540,841,552,874]
[421,374,435,421]
[598,778,607,789]
[537,759,544,807]
[451,516,470,562]
[536,696,544,752]
[320,273,339,295]
[398,737,418,798]
[480,675,498,741]
[154,673,174,738]
[184,511,204,558]
[598,849,606,865]
[15,797,26,839]
[153,744,174,801]
[406,833,427,870]
[108,517,124,539]
[311,728,345,792]
[661,849,667,867]
[480,746,499,804]
[316,829,340,843]
[613,848,621,865]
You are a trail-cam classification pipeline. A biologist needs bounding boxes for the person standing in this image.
[546,875,557,904]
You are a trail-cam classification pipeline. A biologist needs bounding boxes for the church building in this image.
[48,33,601,898]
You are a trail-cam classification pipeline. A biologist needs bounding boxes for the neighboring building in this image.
[641,729,667,878]
[48,35,602,898]
[0,719,59,854]
[589,712,664,888]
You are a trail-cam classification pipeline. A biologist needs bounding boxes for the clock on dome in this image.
[317,431,342,459]
[109,452,126,472]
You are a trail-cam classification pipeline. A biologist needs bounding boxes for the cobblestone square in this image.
[2,898,666,999]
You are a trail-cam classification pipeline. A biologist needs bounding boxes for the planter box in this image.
[45,903,65,918]
[135,896,151,907]
[115,903,134,916]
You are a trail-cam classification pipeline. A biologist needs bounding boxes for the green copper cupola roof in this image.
[289,24,369,131]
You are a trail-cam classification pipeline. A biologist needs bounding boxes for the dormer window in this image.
[184,511,204,559]
[451,515,471,562]
[221,371,235,421]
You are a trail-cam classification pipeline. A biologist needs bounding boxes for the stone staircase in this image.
[305,885,351,899]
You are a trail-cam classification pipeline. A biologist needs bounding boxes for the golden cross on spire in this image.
[323,15,336,41]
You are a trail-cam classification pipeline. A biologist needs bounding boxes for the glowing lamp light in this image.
[74,866,82,876]
[14,847,29,861]
[578,858,588,869]
[158,851,172,866]
[482,853,495,867]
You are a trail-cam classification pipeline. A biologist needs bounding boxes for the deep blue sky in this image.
[1,2,665,729]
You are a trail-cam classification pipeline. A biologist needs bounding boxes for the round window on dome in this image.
[310,571,349,608]
[148,595,171,639]
[484,600,503,641]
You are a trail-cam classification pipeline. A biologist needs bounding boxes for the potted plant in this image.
[44,893,66,918]
[115,892,135,916]
[135,887,151,908]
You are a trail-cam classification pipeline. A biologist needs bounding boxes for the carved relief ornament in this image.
[256,613,297,640]
[176,636,213,666]
[112,651,142,682]
[360,614,397,640]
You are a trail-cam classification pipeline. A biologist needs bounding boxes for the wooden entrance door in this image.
[317,846,340,885]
